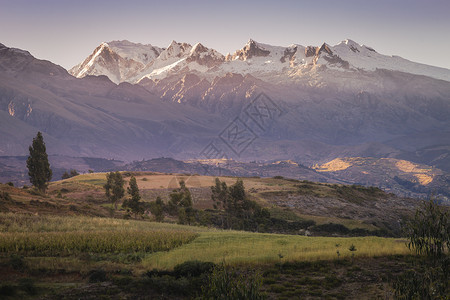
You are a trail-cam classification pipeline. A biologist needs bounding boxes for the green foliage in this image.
[393,199,449,299]
[211,177,229,211]
[149,196,164,222]
[169,180,194,224]
[173,260,215,277]
[88,269,107,283]
[62,169,80,179]
[201,264,266,300]
[9,254,26,270]
[122,176,143,218]
[405,199,449,258]
[211,178,271,230]
[393,260,449,300]
[26,132,52,193]
[104,171,125,210]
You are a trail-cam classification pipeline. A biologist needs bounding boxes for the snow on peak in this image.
[190,42,208,55]
[106,40,162,65]
[187,43,224,67]
[159,41,192,60]
[69,38,450,83]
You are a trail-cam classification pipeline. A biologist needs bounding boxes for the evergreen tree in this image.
[123,175,143,218]
[149,196,164,222]
[211,178,230,227]
[104,171,125,210]
[26,132,52,193]
[168,180,194,224]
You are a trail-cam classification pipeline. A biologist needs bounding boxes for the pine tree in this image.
[26,132,52,193]
[168,180,194,224]
[123,175,142,218]
[150,196,164,222]
[104,171,125,211]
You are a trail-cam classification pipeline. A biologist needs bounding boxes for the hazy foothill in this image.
[1,3,450,297]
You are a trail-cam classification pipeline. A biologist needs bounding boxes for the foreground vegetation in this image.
[0,213,416,298]
[0,169,447,298]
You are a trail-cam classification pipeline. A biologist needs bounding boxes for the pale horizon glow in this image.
[1,0,449,70]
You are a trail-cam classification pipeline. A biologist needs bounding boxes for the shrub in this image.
[88,269,107,283]
[0,191,12,201]
[9,254,26,271]
[173,260,215,277]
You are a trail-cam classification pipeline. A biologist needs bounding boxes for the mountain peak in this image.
[191,42,208,54]
[163,40,192,58]
[187,42,224,67]
[343,39,359,46]
[232,38,270,60]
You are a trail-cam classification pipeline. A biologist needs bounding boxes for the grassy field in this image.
[0,213,410,268]
[143,231,410,269]
[0,202,416,298]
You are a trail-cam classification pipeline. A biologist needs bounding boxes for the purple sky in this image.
[1,0,449,70]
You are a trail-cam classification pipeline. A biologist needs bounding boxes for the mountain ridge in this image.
[69,38,450,84]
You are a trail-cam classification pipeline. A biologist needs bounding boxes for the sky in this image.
[1,0,449,70]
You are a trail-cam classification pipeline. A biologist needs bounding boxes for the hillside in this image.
[314,157,450,199]
[0,173,429,299]
[3,155,448,200]
[0,172,420,236]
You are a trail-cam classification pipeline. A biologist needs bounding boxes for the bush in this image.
[9,255,26,271]
[6,182,14,187]
[0,191,12,201]
[393,199,449,299]
[312,223,350,235]
[173,260,215,277]
[88,269,107,283]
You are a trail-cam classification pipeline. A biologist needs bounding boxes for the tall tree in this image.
[168,180,194,224]
[123,175,143,218]
[26,132,52,193]
[149,196,164,222]
[104,171,125,211]
[211,178,230,227]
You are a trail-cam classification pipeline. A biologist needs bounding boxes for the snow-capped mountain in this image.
[69,40,163,84]
[135,41,225,82]
[3,40,450,198]
[70,39,450,84]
